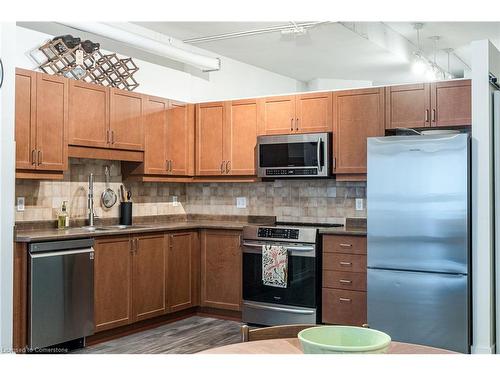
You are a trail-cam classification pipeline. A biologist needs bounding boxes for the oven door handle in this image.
[242,242,314,252]
[243,301,315,315]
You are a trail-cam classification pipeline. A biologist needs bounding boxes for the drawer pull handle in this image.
[339,243,352,247]
[339,279,352,284]
[339,297,351,303]
[339,261,352,266]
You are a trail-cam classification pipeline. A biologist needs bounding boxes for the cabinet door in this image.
[200,230,242,311]
[296,92,332,133]
[68,80,109,148]
[167,232,199,312]
[260,95,296,135]
[385,84,430,129]
[167,102,195,176]
[133,234,167,321]
[144,96,168,175]
[322,288,367,326]
[15,69,37,170]
[35,73,68,171]
[94,236,133,332]
[333,88,385,174]
[431,80,471,127]
[196,102,225,175]
[109,89,144,150]
[224,99,258,175]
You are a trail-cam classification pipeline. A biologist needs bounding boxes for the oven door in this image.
[257,133,329,177]
[242,241,317,308]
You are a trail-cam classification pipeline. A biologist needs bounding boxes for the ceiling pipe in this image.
[57,22,221,72]
[183,22,331,44]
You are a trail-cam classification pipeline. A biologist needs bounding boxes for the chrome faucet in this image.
[88,173,95,227]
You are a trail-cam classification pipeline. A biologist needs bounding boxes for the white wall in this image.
[0,22,16,352]
[470,39,499,354]
[15,25,303,103]
[306,78,373,91]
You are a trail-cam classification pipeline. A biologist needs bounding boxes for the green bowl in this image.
[298,326,391,354]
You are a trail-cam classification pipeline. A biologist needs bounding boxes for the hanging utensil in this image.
[120,184,126,202]
[101,165,117,208]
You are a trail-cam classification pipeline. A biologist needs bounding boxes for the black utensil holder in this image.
[120,202,133,225]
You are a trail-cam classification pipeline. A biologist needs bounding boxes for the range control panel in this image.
[266,168,318,176]
[257,227,299,240]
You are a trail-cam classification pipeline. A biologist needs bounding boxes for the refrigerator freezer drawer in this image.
[367,268,469,353]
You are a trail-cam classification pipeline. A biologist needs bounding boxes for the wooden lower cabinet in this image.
[167,231,200,312]
[322,234,367,327]
[322,288,367,326]
[200,230,242,311]
[94,236,133,332]
[133,234,167,321]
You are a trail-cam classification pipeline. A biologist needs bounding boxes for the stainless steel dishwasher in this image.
[29,238,94,350]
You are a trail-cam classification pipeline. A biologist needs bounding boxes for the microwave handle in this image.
[317,138,324,172]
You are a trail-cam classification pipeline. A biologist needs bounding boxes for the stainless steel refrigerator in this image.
[367,133,470,353]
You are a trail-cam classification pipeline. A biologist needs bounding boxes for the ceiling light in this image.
[412,52,427,75]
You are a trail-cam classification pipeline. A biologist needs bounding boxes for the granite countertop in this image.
[15,215,367,242]
[15,219,262,243]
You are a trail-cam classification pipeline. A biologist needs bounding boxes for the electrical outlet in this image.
[172,196,179,207]
[355,198,364,211]
[17,197,25,211]
[236,197,247,209]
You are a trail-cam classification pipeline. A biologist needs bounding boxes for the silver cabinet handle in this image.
[290,118,293,131]
[166,160,169,172]
[339,279,352,284]
[37,150,42,166]
[220,161,225,174]
[425,109,430,122]
[226,161,231,174]
[31,149,37,166]
[432,108,437,122]
[296,117,299,131]
[169,160,173,172]
[111,130,115,144]
[339,297,352,303]
[339,243,352,247]
[339,261,352,266]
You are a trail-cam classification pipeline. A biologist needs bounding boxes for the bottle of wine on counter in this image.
[57,201,69,230]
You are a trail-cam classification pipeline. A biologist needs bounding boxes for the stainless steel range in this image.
[242,222,342,326]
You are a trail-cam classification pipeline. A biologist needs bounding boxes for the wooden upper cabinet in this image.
[431,80,471,127]
[196,102,225,175]
[224,99,258,175]
[68,80,109,148]
[144,96,169,175]
[109,89,144,151]
[200,230,242,311]
[295,92,332,133]
[167,102,195,176]
[133,234,167,321]
[94,236,133,332]
[385,83,430,129]
[34,73,68,171]
[333,88,385,174]
[15,69,37,170]
[167,232,200,312]
[260,95,296,135]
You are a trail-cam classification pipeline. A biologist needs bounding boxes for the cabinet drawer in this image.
[323,253,366,273]
[323,270,366,291]
[322,288,367,326]
[323,235,366,254]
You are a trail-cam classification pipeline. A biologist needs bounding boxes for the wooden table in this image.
[200,338,457,354]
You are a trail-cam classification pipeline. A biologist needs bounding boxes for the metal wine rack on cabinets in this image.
[38,37,139,91]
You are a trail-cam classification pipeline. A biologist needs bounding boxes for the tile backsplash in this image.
[15,158,366,223]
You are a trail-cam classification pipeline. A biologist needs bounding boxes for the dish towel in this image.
[262,245,288,288]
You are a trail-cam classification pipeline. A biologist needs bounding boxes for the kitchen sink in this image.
[101,225,150,230]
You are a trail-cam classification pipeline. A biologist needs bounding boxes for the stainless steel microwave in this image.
[257,132,331,178]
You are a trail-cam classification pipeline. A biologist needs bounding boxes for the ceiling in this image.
[135,21,500,85]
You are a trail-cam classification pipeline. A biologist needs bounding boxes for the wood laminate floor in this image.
[75,316,242,354]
